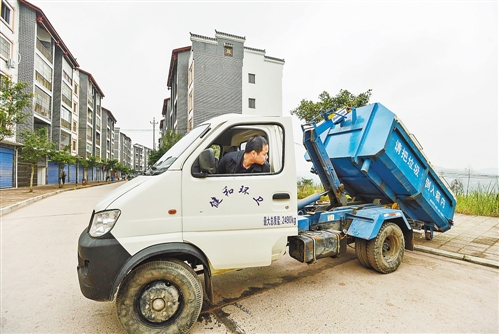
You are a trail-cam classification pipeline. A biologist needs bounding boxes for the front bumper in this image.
[77,229,131,301]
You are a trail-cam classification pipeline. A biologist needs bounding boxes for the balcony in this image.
[61,119,71,131]
[35,72,52,91]
[62,94,71,107]
[34,103,51,120]
[36,38,53,63]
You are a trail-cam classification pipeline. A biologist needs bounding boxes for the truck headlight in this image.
[89,210,121,237]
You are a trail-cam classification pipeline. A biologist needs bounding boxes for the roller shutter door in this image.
[47,162,59,184]
[0,147,14,188]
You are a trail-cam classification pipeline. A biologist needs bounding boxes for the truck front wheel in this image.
[367,223,405,274]
[116,260,203,334]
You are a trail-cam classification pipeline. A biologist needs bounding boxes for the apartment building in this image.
[0,0,20,188]
[164,30,284,135]
[77,69,104,159]
[159,97,170,140]
[0,0,127,187]
[102,107,116,161]
[133,143,151,173]
[15,0,82,186]
[114,127,132,169]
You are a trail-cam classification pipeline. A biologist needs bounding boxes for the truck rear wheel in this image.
[355,238,371,268]
[367,222,405,274]
[116,260,203,334]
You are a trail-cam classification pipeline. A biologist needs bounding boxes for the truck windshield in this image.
[147,124,210,175]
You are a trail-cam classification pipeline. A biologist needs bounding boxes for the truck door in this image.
[181,119,298,272]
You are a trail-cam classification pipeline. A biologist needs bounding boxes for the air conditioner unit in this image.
[7,59,15,68]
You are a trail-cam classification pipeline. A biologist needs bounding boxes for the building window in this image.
[0,34,11,59]
[35,55,53,90]
[249,98,256,109]
[63,70,72,85]
[62,83,72,106]
[86,125,92,141]
[188,117,193,131]
[74,82,78,96]
[72,139,77,152]
[248,73,255,84]
[188,61,194,87]
[224,45,233,57]
[72,120,77,132]
[34,86,52,119]
[1,1,12,25]
[73,102,78,115]
[61,108,72,131]
[188,90,193,112]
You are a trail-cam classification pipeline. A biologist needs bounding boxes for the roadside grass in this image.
[455,183,499,217]
[297,179,499,217]
[297,180,323,199]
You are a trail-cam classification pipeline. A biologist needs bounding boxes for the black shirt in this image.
[218,150,270,174]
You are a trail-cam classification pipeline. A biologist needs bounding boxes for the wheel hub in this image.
[383,237,396,258]
[138,281,180,323]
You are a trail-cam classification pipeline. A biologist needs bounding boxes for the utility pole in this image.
[150,117,158,150]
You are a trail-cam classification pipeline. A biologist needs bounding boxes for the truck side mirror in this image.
[192,148,217,178]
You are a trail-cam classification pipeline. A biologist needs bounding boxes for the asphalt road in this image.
[1,183,498,333]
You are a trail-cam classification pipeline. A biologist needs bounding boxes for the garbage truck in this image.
[77,102,456,333]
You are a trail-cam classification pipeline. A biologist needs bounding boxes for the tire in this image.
[116,260,203,334]
[355,238,371,269]
[366,222,405,274]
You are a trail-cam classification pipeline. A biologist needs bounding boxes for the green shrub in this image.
[456,182,499,217]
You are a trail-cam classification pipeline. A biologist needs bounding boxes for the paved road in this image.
[1,183,498,333]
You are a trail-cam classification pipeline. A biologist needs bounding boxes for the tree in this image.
[291,89,373,123]
[450,179,464,195]
[86,156,99,181]
[149,130,183,166]
[48,147,74,188]
[18,128,51,192]
[74,155,87,185]
[114,162,130,179]
[0,76,34,141]
[104,158,119,180]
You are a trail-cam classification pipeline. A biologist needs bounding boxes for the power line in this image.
[120,129,156,131]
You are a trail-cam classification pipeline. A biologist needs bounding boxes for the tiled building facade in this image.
[162,30,284,137]
[114,127,132,170]
[0,0,132,188]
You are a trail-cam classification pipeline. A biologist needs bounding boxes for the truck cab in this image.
[77,114,298,333]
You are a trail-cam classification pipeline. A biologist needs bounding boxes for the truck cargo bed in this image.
[307,103,456,232]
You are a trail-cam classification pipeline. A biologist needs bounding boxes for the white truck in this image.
[77,103,455,333]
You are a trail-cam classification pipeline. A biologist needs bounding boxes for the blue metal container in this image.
[309,103,456,232]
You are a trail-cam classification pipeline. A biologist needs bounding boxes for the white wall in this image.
[242,49,283,117]
[0,0,20,143]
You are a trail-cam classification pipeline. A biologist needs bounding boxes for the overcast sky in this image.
[30,0,498,174]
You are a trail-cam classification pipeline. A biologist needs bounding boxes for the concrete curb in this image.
[0,183,109,217]
[414,245,499,269]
